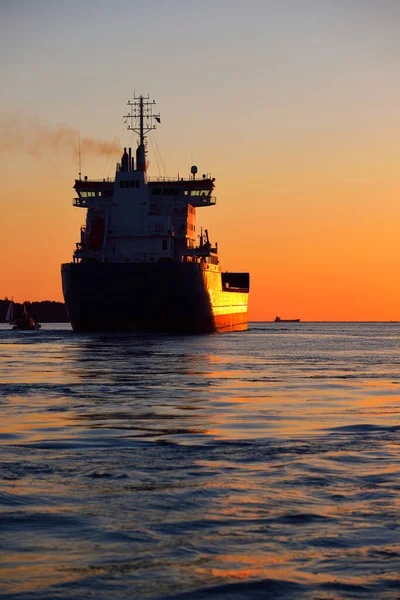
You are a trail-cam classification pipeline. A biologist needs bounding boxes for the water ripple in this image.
[1,323,400,598]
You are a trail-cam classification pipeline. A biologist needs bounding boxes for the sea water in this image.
[0,322,399,599]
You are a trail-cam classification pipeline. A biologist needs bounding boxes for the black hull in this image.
[61,262,249,334]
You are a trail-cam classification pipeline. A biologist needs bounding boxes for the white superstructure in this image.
[73,95,217,267]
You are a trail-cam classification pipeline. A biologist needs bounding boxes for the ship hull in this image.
[61,262,248,333]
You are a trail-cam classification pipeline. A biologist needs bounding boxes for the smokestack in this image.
[128,147,132,172]
[121,147,129,172]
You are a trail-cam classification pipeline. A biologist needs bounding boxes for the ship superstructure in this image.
[62,95,249,333]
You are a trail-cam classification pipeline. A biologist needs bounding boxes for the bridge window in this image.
[153,188,161,195]
[162,240,167,250]
[78,191,97,197]
[190,190,209,197]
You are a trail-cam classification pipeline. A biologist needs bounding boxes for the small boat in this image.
[5,300,16,326]
[11,303,41,330]
[274,316,300,323]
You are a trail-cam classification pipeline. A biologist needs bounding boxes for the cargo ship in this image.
[274,316,300,323]
[61,95,250,333]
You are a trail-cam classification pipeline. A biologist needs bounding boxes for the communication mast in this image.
[123,94,160,147]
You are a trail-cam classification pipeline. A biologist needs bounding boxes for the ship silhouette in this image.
[62,95,250,333]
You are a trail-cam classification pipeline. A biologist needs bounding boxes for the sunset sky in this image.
[1,0,400,321]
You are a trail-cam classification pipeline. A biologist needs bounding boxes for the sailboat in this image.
[5,300,16,326]
[6,301,41,330]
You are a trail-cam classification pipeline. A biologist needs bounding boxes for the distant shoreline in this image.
[1,301,398,325]
[0,299,69,323]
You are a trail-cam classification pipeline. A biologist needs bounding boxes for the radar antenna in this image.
[123,93,160,147]
[123,94,160,172]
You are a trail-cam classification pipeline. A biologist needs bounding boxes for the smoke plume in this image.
[0,114,121,158]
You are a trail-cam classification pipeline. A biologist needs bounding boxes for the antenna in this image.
[123,94,160,172]
[78,134,82,181]
[123,94,160,147]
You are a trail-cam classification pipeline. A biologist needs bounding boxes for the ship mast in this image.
[123,94,160,171]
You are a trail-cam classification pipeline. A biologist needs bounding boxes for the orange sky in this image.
[2,137,400,322]
[1,1,400,321]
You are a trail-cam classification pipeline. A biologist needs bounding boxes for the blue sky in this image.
[2,1,399,138]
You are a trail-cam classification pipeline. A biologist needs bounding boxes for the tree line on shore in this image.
[1,299,69,323]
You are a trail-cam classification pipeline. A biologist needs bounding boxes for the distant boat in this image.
[11,303,41,331]
[5,300,16,326]
[274,316,300,323]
